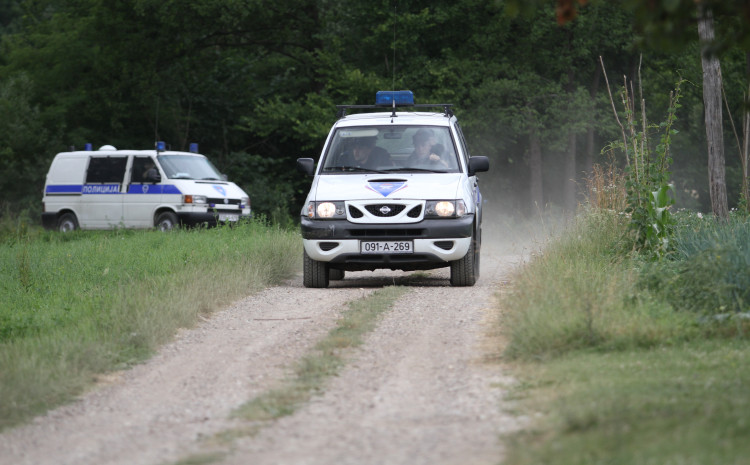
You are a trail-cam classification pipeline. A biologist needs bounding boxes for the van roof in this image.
[54,149,206,158]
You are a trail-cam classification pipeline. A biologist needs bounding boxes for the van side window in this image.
[131,156,157,183]
[86,157,127,183]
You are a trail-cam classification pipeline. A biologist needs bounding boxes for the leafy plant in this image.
[601,56,682,259]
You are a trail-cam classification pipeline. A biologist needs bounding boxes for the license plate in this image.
[218,213,239,222]
[360,241,413,254]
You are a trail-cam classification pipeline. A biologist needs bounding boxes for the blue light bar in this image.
[189,142,199,153]
[84,143,92,151]
[375,90,414,106]
[155,141,166,152]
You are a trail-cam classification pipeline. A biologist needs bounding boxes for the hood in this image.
[312,173,463,201]
[171,180,248,198]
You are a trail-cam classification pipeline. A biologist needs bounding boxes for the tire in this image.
[57,213,79,232]
[329,268,345,281]
[450,229,480,287]
[155,211,179,231]
[303,250,329,288]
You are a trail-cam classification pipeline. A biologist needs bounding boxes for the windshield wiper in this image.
[323,166,390,174]
[390,167,447,173]
[201,177,222,181]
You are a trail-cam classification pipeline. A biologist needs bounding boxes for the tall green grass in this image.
[0,220,300,430]
[501,210,697,360]
[500,210,750,464]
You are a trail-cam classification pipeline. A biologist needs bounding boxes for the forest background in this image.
[1,0,749,224]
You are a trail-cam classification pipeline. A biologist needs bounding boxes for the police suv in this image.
[296,91,489,288]
[42,143,251,231]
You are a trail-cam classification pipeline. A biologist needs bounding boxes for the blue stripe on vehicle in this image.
[45,185,83,194]
[46,184,183,195]
[127,185,182,194]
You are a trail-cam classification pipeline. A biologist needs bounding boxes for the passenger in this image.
[407,129,447,168]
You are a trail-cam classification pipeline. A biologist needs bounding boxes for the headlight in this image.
[306,201,346,219]
[184,195,207,204]
[425,200,467,218]
[241,197,250,208]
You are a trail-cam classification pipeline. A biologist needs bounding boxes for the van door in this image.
[125,156,161,227]
[81,156,127,228]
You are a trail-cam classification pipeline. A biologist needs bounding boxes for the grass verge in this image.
[0,220,300,430]
[500,210,750,464]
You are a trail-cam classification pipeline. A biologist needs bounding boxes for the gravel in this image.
[0,224,533,465]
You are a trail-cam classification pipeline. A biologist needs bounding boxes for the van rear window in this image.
[86,157,127,183]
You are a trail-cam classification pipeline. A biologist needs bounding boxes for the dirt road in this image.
[0,224,532,465]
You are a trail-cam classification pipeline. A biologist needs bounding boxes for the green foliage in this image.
[501,210,697,361]
[502,206,750,464]
[641,213,750,319]
[603,68,682,258]
[0,0,748,220]
[0,221,300,429]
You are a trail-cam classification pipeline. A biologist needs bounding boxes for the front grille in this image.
[348,205,364,218]
[348,229,424,237]
[319,242,339,251]
[407,205,422,218]
[208,198,241,205]
[364,204,406,217]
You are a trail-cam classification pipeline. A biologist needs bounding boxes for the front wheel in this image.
[303,250,329,288]
[155,211,179,231]
[450,232,480,287]
[57,213,79,232]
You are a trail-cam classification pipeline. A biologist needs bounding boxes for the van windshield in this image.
[157,155,224,181]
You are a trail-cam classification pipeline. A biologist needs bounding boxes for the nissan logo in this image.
[379,206,391,215]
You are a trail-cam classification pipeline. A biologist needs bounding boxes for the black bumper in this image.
[300,214,474,240]
[177,211,251,227]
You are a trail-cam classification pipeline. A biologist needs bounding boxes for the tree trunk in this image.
[529,127,544,212]
[698,5,729,219]
[585,65,601,175]
[564,132,577,211]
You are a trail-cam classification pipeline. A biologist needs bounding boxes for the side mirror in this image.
[468,156,489,176]
[297,158,315,176]
[221,173,228,181]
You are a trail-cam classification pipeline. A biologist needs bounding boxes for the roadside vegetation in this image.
[0,219,300,431]
[500,97,750,464]
[501,208,750,465]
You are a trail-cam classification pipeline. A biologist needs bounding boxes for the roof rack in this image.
[335,103,454,119]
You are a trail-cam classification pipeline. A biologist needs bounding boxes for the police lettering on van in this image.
[42,143,251,231]
[296,91,490,288]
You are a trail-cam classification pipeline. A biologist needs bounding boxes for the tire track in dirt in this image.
[219,245,528,465]
[0,228,532,465]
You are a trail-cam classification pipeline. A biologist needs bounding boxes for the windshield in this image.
[320,125,460,174]
[157,154,224,180]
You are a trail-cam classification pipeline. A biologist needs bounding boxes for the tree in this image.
[698,4,729,219]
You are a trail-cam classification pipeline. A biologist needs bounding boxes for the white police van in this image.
[42,142,251,231]
[296,91,489,288]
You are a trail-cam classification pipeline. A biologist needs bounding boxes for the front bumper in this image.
[301,214,474,271]
[178,211,251,227]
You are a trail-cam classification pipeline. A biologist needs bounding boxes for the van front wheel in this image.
[155,212,179,231]
[57,213,79,232]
